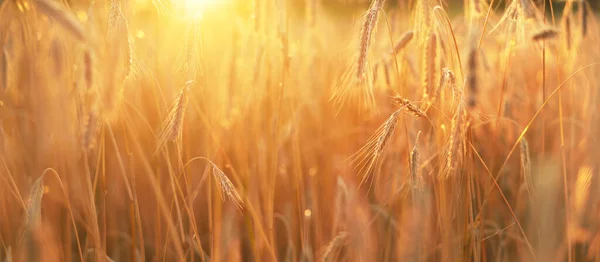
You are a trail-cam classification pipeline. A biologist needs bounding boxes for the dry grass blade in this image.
[321,231,349,262]
[33,0,86,41]
[532,28,559,41]
[154,81,194,155]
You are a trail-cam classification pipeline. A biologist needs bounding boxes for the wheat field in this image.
[0,0,599,261]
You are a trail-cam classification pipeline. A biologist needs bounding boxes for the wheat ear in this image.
[154,81,195,155]
[34,0,86,41]
[532,28,559,41]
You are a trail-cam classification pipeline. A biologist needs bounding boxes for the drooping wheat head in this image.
[209,161,243,210]
[392,95,427,118]
[154,81,194,155]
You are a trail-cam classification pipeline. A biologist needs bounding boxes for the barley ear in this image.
[209,161,243,210]
[34,0,86,41]
[321,232,350,262]
[422,32,438,102]
[409,131,422,189]
[532,28,559,41]
[18,176,45,261]
[392,95,427,118]
[154,81,195,155]
[391,30,414,56]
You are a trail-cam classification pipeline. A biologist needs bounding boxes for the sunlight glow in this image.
[182,0,222,15]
